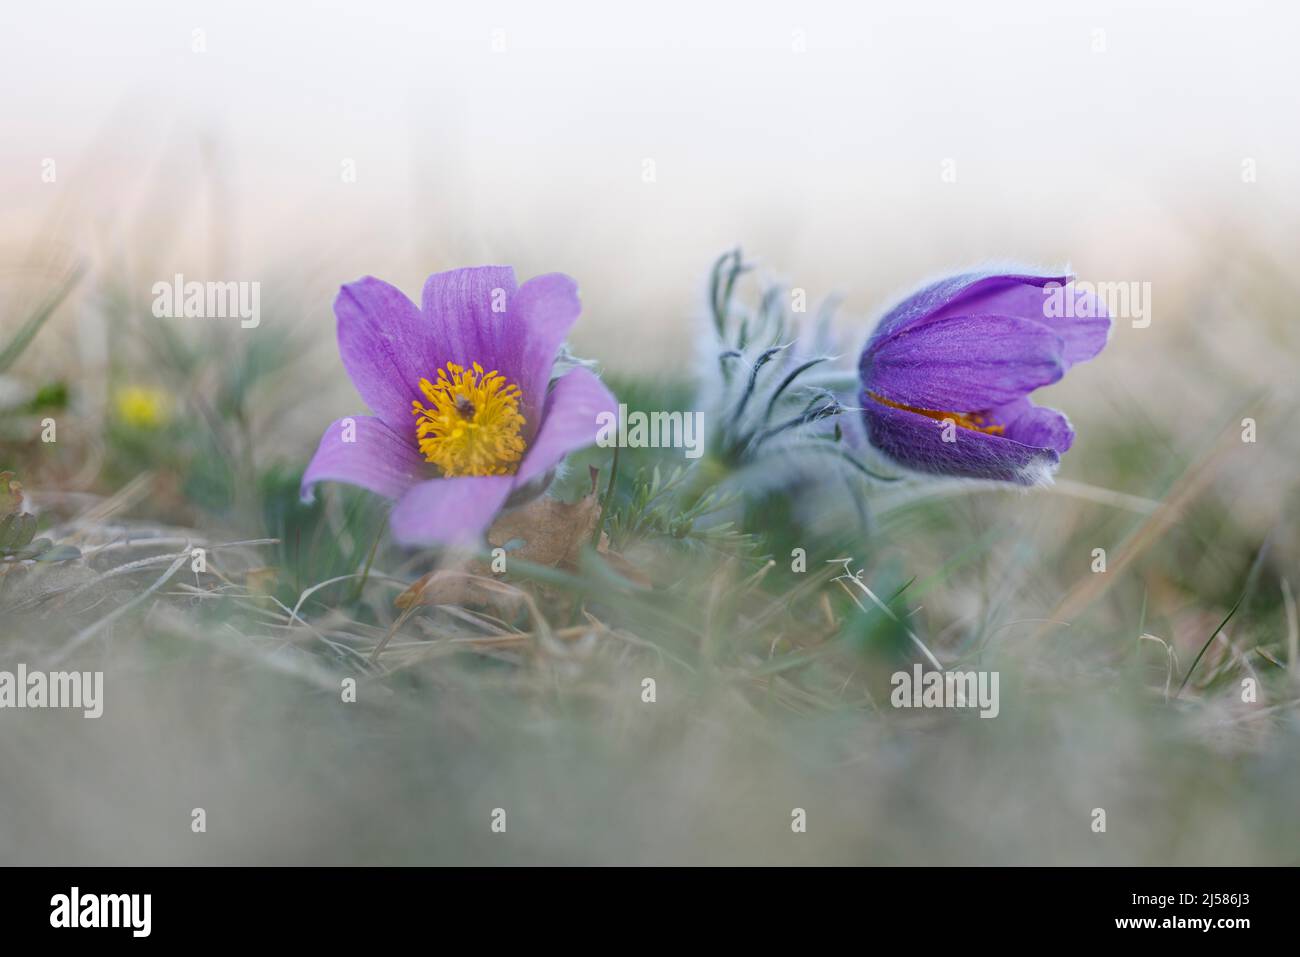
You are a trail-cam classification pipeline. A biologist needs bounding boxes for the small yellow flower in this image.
[114,386,171,429]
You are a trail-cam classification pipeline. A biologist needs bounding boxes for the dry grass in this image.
[2,236,1299,865]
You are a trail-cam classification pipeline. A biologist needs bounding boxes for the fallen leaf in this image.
[486,467,602,570]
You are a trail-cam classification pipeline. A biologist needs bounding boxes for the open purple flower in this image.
[858,270,1110,484]
[301,266,617,545]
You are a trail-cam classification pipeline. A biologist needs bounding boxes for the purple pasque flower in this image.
[858,269,1110,484]
[302,266,617,545]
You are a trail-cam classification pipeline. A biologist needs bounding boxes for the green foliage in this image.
[603,462,754,554]
[0,267,82,374]
[258,464,388,612]
[27,381,69,411]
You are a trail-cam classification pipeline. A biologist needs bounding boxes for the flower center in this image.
[868,392,1005,435]
[412,361,526,477]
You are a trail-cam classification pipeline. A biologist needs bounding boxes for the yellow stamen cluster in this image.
[869,392,1005,435]
[412,361,526,476]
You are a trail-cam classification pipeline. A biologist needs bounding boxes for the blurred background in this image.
[2,1,1299,865]
[4,0,1298,366]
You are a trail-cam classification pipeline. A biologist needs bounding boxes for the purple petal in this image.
[389,475,515,546]
[301,415,429,502]
[420,264,519,384]
[510,273,584,427]
[860,395,1060,485]
[870,270,1070,346]
[931,278,1110,368]
[515,367,618,485]
[335,277,434,434]
[990,396,1075,453]
[862,314,1066,411]
[420,266,582,433]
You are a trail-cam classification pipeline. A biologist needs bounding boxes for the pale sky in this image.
[3,0,1297,368]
